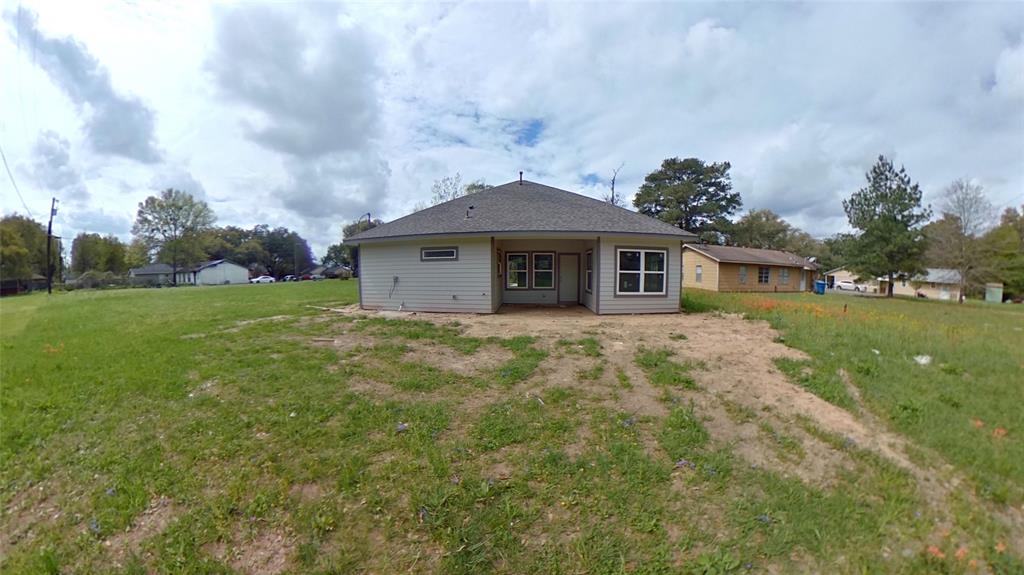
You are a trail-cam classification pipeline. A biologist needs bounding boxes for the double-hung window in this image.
[616,248,666,295]
[695,264,703,283]
[780,268,790,284]
[758,266,770,284]
[507,253,528,289]
[585,250,593,293]
[738,265,747,284]
[532,253,554,289]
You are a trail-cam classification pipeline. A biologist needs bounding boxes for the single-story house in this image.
[345,179,697,314]
[128,263,174,285]
[823,267,881,292]
[879,268,963,301]
[174,259,250,286]
[681,244,818,292]
[324,265,352,279]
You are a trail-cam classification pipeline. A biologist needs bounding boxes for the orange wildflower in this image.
[995,542,1006,554]
[992,427,1008,438]
[968,559,978,568]
[971,419,984,428]
[955,546,968,561]
[927,545,946,559]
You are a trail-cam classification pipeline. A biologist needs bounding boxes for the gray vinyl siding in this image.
[597,236,681,314]
[360,238,492,313]
[490,237,502,312]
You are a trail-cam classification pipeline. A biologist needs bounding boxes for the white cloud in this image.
[1,1,1022,257]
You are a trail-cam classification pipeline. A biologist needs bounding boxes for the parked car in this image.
[834,279,863,292]
[250,275,276,284]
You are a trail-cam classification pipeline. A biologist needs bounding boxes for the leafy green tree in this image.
[132,189,216,284]
[981,206,1024,299]
[70,233,126,275]
[341,218,383,275]
[841,155,932,297]
[728,209,794,250]
[633,157,740,242]
[322,243,348,267]
[0,214,52,280]
[252,225,314,277]
[0,224,32,280]
[125,238,151,269]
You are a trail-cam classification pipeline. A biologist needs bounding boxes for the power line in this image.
[0,143,34,219]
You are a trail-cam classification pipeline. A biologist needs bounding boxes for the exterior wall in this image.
[360,238,492,313]
[196,263,249,285]
[681,249,720,291]
[495,239,590,306]
[717,263,809,292]
[490,238,502,312]
[581,240,597,313]
[891,279,960,301]
[597,237,681,314]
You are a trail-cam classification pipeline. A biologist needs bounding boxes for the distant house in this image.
[345,179,697,314]
[324,265,352,279]
[128,263,174,285]
[880,268,963,301]
[823,267,881,293]
[174,260,250,286]
[682,245,818,292]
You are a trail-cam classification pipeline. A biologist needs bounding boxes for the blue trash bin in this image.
[814,280,826,295]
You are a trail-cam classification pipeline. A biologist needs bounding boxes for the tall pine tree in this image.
[842,156,931,297]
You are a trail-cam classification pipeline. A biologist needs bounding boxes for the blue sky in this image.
[1,1,1021,256]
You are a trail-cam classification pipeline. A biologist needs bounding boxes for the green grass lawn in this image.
[682,291,1024,508]
[2,283,1022,574]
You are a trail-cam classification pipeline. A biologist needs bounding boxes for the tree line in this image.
[631,155,1022,299]
[1,189,318,287]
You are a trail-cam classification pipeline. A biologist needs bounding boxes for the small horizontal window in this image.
[421,247,458,261]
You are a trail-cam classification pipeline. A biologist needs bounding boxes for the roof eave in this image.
[347,229,696,245]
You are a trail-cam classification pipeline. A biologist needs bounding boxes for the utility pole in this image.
[46,198,58,294]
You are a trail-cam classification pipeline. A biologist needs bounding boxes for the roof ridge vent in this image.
[519,171,523,185]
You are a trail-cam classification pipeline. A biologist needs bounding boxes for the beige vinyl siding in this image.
[681,249,720,291]
[717,263,808,292]
[597,237,680,314]
[891,279,960,300]
[360,238,492,313]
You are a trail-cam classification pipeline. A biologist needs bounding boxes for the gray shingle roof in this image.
[347,180,696,243]
[129,263,173,275]
[916,268,961,284]
[685,244,818,269]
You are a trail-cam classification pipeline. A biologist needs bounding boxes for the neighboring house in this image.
[682,245,818,293]
[324,265,352,279]
[879,268,963,301]
[174,260,250,286]
[345,179,697,314]
[128,263,174,285]
[823,267,881,293]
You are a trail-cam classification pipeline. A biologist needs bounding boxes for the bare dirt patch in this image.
[205,526,297,575]
[105,496,180,564]
[403,341,514,377]
[289,483,323,501]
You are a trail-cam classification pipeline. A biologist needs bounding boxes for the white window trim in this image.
[420,247,458,261]
[506,252,529,290]
[585,250,593,293]
[615,248,667,296]
[738,265,747,284]
[532,252,555,290]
